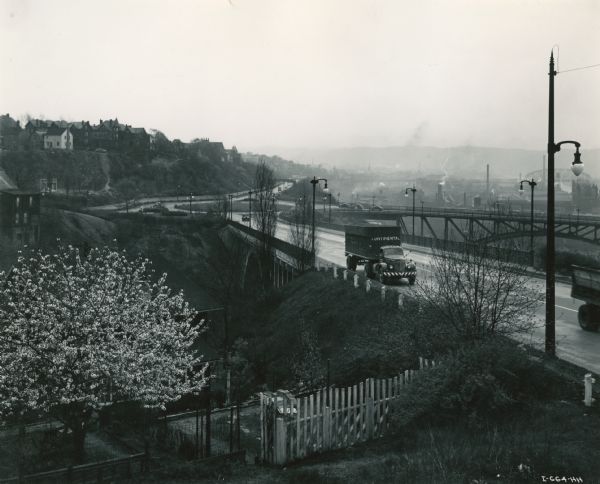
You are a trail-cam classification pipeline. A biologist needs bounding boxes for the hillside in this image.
[0,146,256,201]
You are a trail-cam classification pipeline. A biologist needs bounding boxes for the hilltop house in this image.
[44,125,73,150]
[0,168,41,246]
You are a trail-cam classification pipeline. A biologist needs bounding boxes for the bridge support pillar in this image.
[381,286,386,301]
[353,274,359,288]
[333,266,338,279]
[366,279,371,293]
[343,270,348,281]
[398,294,404,308]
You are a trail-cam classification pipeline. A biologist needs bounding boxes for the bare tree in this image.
[415,233,543,341]
[208,195,229,220]
[198,230,250,360]
[252,160,278,283]
[287,183,315,272]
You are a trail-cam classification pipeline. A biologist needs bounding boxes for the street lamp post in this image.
[405,185,417,237]
[420,200,424,237]
[248,190,252,228]
[545,51,584,356]
[328,193,332,224]
[519,178,538,266]
[310,176,328,265]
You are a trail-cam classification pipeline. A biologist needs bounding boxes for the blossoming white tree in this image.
[0,245,206,462]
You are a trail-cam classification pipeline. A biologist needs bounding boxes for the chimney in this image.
[486,164,490,197]
[542,155,546,189]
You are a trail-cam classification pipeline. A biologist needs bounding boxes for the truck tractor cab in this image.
[374,246,416,285]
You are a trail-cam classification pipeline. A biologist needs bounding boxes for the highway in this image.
[231,212,600,375]
[92,185,599,375]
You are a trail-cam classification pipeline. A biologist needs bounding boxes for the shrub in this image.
[389,339,565,429]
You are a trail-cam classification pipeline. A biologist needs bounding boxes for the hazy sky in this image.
[1,0,599,152]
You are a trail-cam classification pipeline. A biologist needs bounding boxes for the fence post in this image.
[366,279,371,293]
[366,396,374,439]
[353,274,359,288]
[343,270,348,281]
[274,417,287,465]
[323,406,332,450]
[259,394,264,462]
[381,286,386,301]
[584,373,596,407]
[333,266,338,279]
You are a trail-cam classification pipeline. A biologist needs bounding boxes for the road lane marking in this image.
[556,305,578,313]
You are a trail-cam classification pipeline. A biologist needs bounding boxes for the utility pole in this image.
[545,51,584,355]
[546,51,556,356]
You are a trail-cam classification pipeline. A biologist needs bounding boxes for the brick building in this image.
[0,168,41,246]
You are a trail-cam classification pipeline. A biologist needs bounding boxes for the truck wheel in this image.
[408,275,416,286]
[578,304,600,332]
[346,256,353,270]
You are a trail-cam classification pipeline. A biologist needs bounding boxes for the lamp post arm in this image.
[553,140,581,153]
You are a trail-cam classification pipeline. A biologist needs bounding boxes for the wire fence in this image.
[0,398,261,482]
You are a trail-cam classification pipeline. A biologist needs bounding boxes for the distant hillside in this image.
[257,145,600,180]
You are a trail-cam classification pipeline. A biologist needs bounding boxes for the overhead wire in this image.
[558,63,600,73]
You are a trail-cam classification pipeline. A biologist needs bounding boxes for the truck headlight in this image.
[388,265,394,270]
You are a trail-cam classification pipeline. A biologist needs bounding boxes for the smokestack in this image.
[486,164,490,197]
[542,155,546,189]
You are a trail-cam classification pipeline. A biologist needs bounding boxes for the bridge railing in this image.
[337,206,600,226]
[401,234,532,266]
[226,220,313,270]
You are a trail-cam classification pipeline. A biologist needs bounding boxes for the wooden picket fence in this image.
[260,357,435,465]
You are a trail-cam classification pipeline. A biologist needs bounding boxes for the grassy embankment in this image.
[160,269,600,484]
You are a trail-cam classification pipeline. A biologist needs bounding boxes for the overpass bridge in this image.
[337,206,600,248]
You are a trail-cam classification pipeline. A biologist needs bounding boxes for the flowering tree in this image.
[0,245,206,462]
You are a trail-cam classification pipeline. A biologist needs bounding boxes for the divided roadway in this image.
[231,213,600,375]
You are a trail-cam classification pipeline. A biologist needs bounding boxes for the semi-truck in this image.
[344,225,416,285]
[571,265,600,331]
